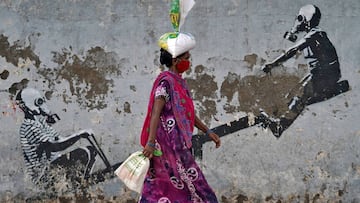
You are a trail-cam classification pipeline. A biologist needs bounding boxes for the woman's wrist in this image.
[205,129,214,136]
[146,141,156,148]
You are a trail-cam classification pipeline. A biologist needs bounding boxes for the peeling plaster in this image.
[243,53,258,69]
[0,70,9,80]
[221,72,301,117]
[0,34,41,68]
[8,79,29,96]
[185,65,218,124]
[39,46,124,110]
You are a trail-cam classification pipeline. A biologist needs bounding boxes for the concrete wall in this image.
[0,0,359,202]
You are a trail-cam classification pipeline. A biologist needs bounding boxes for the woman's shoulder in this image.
[156,71,173,83]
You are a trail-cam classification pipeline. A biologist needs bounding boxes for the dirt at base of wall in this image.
[1,191,350,203]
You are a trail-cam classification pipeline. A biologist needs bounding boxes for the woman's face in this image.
[175,52,191,73]
[178,51,191,60]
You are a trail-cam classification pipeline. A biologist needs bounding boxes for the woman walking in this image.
[140,32,221,202]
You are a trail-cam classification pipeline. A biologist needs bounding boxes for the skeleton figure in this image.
[16,88,98,192]
[260,4,349,137]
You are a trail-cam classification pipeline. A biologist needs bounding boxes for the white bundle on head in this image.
[158,32,196,58]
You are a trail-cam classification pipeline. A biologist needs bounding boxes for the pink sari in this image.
[139,71,218,202]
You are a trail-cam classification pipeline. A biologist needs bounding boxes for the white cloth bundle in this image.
[158,32,196,58]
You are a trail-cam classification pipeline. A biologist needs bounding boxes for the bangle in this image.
[146,141,156,148]
[205,129,213,136]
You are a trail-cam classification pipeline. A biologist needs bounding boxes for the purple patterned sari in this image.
[139,71,218,202]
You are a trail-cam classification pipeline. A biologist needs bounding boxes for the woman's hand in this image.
[142,144,155,159]
[208,132,221,148]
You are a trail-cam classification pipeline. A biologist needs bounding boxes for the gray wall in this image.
[0,0,359,202]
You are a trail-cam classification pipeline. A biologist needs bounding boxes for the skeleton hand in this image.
[262,63,274,73]
[46,114,60,124]
[79,132,91,138]
[77,129,94,138]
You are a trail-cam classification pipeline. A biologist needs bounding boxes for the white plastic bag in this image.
[158,32,196,58]
[114,151,149,193]
[170,0,195,32]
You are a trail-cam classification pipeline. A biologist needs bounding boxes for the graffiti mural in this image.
[192,4,350,159]
[15,87,121,196]
[260,4,349,136]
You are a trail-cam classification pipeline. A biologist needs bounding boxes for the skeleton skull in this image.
[16,87,50,116]
[291,4,321,33]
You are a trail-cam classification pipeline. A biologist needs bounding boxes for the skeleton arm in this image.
[37,129,93,156]
[263,37,308,72]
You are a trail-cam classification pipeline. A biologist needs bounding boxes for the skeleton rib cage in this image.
[19,117,60,184]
